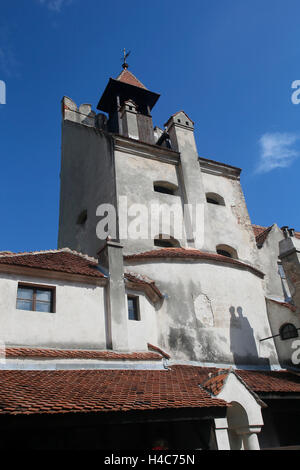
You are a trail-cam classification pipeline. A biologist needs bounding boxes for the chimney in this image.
[164,111,206,249]
[98,239,129,351]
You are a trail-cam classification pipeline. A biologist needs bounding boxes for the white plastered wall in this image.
[0,272,106,349]
[114,149,188,253]
[202,171,258,266]
[125,259,280,366]
[125,289,159,351]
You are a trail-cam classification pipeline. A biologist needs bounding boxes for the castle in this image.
[0,64,299,450]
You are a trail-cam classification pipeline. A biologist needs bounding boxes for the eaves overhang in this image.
[97,78,160,113]
[0,264,107,286]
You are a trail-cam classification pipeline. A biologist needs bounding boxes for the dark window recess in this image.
[16,285,55,313]
[154,239,175,248]
[128,296,140,321]
[206,193,225,206]
[154,185,175,195]
[217,249,232,258]
[77,210,87,225]
[206,197,220,205]
[280,323,299,340]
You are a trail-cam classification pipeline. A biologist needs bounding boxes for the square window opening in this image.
[16,284,55,313]
[127,295,140,321]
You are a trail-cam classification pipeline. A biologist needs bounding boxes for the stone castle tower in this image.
[57,64,280,369]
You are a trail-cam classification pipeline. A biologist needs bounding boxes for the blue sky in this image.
[0,0,300,252]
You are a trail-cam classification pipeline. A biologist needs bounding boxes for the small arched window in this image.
[206,192,225,206]
[216,244,238,259]
[154,234,180,248]
[280,323,299,340]
[153,181,178,196]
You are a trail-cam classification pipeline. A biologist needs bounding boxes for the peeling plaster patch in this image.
[168,327,197,361]
[196,329,227,363]
[193,293,214,327]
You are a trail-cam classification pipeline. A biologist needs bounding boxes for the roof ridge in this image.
[0,248,98,264]
[125,248,264,278]
[165,110,195,125]
[5,346,163,361]
[125,269,156,284]
[266,297,297,312]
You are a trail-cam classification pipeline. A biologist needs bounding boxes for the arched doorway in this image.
[227,401,249,450]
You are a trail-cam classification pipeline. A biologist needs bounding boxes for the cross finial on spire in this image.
[122,48,131,69]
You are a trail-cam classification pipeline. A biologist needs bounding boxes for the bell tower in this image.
[97,61,160,144]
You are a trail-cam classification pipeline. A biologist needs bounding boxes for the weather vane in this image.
[122,48,131,69]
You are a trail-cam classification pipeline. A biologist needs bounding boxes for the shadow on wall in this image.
[229,306,270,369]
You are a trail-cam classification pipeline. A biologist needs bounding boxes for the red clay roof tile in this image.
[201,371,230,395]
[255,225,273,247]
[147,343,170,359]
[125,248,264,278]
[125,272,163,300]
[237,369,300,393]
[252,224,300,244]
[0,366,227,415]
[252,224,268,238]
[5,347,163,361]
[0,249,104,278]
[116,69,147,90]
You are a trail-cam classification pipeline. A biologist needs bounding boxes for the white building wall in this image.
[126,290,158,351]
[255,225,288,299]
[266,299,300,367]
[125,260,280,367]
[114,149,188,253]
[201,171,258,266]
[0,273,107,349]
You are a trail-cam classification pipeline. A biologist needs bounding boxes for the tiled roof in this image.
[252,224,268,239]
[116,69,147,90]
[201,367,300,396]
[0,365,299,415]
[237,369,300,393]
[252,224,300,244]
[201,371,230,395]
[5,347,163,361]
[125,248,264,278]
[147,343,170,360]
[0,366,227,415]
[125,272,163,299]
[255,225,273,248]
[0,249,104,279]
